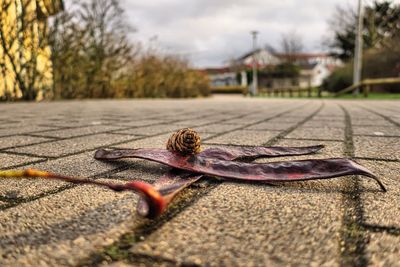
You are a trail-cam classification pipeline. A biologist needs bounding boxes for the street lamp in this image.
[251,31,259,96]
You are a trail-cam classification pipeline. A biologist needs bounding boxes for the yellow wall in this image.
[0,0,62,100]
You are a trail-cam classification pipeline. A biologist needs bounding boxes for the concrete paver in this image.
[131,183,343,266]
[6,133,137,158]
[30,125,124,138]
[0,153,44,168]
[205,129,280,146]
[353,126,400,136]
[0,135,51,150]
[367,233,400,267]
[286,126,344,141]
[359,160,400,227]
[0,98,399,266]
[354,136,400,160]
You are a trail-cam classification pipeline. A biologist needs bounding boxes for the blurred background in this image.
[0,0,399,101]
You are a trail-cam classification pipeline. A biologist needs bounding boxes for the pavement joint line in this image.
[90,251,201,267]
[78,180,221,267]
[0,157,48,170]
[261,104,325,146]
[282,137,344,142]
[78,103,312,265]
[124,252,200,267]
[239,128,285,132]
[0,122,171,150]
[106,132,147,137]
[0,150,60,159]
[339,105,370,267]
[361,223,400,236]
[353,134,400,138]
[21,134,64,140]
[0,134,154,159]
[0,125,82,138]
[353,157,400,163]
[357,105,400,128]
[200,103,309,142]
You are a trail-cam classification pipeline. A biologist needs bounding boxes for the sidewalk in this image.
[0,98,399,266]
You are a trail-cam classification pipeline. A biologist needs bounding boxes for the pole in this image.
[251,31,258,96]
[353,0,363,96]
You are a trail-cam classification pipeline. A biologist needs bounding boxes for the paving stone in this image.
[0,125,58,137]
[351,119,394,126]
[301,119,344,128]
[113,134,182,149]
[114,132,214,150]
[114,124,181,136]
[172,118,224,127]
[245,122,296,131]
[192,123,239,133]
[354,136,400,160]
[267,116,306,123]
[38,120,115,128]
[286,126,344,141]
[367,233,400,267]
[219,117,266,125]
[0,153,44,168]
[351,114,383,120]
[358,160,400,227]
[352,126,400,136]
[311,116,344,121]
[0,135,52,150]
[131,183,343,266]
[0,181,142,267]
[205,130,280,146]
[31,125,124,138]
[107,119,166,128]
[5,134,137,158]
[0,151,128,199]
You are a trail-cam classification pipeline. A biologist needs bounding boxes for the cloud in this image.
[121,0,357,67]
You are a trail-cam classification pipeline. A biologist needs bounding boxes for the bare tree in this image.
[0,0,51,100]
[49,0,134,99]
[280,30,304,63]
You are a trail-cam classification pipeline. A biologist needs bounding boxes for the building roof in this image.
[275,53,329,60]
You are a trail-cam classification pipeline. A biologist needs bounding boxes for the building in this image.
[0,0,63,100]
[205,48,341,90]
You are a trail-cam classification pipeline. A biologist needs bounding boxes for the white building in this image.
[205,48,341,89]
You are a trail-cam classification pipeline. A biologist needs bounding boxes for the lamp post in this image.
[353,0,363,95]
[251,31,259,96]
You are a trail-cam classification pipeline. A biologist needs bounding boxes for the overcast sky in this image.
[120,0,363,67]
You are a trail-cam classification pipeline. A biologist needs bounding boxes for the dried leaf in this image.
[136,145,323,217]
[94,148,386,191]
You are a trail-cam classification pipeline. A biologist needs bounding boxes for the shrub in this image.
[322,64,353,93]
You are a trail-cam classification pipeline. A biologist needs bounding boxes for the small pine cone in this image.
[166,128,201,155]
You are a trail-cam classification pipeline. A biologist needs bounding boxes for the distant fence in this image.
[335,77,400,97]
[259,86,320,98]
[210,86,248,94]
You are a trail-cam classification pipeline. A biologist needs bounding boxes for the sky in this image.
[120,0,363,68]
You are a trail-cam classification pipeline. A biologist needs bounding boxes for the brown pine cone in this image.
[166,128,201,155]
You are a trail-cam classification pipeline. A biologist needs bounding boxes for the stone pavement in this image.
[0,97,399,266]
